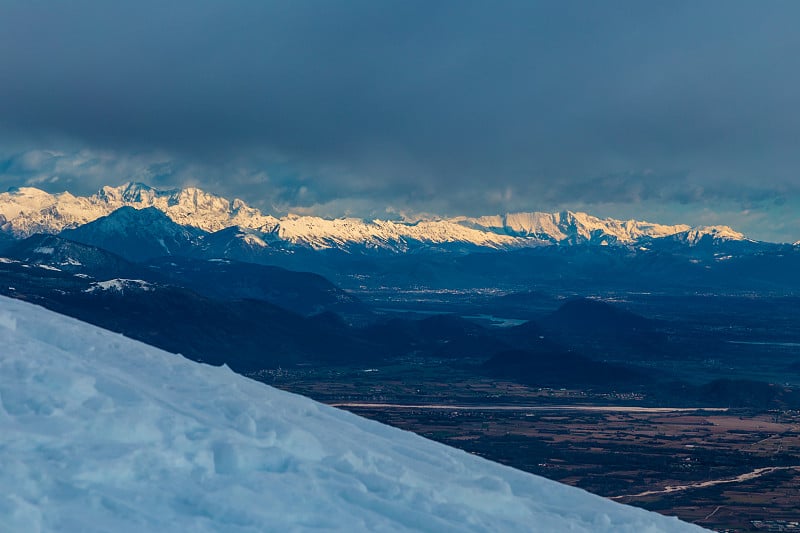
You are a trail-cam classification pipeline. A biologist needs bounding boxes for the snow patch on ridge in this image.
[0,296,705,532]
[85,279,154,294]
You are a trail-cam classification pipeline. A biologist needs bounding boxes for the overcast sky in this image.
[1,1,799,241]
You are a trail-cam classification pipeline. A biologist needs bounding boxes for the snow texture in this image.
[0,296,706,532]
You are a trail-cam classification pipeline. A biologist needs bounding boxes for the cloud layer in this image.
[1,1,799,240]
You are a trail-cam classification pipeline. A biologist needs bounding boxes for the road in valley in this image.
[612,466,800,499]
[331,402,729,413]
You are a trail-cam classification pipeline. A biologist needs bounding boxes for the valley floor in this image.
[259,367,800,533]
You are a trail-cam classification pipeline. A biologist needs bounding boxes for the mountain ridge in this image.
[0,182,747,251]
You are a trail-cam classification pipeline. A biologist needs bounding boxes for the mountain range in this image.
[0,182,749,252]
[3,182,798,294]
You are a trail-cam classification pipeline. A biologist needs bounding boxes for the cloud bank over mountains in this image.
[1,1,799,241]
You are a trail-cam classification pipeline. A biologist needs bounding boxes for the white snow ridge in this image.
[0,296,705,532]
[0,183,746,249]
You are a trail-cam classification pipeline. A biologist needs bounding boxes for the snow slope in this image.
[0,183,745,250]
[0,296,704,532]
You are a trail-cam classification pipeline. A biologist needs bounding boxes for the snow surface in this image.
[0,296,705,532]
[0,183,745,250]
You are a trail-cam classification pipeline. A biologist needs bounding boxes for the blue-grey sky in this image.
[1,1,799,241]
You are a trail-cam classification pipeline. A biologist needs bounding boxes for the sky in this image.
[1,1,799,242]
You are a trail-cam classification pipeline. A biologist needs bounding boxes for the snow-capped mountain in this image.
[0,182,277,237]
[0,295,703,532]
[94,182,279,232]
[0,182,747,251]
[660,225,747,245]
[460,211,692,245]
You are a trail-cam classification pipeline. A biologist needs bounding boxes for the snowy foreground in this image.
[0,296,705,532]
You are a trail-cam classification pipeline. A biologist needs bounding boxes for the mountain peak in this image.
[5,185,53,197]
[61,206,204,261]
[98,181,160,203]
[670,225,746,245]
[111,204,151,215]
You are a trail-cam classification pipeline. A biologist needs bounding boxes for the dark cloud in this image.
[1,1,799,240]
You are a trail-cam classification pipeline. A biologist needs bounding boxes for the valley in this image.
[262,364,800,532]
[250,289,800,532]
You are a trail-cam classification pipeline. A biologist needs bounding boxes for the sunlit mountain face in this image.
[0,182,746,248]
